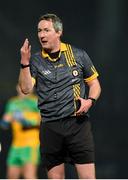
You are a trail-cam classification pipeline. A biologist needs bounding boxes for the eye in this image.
[44,28,50,32]
[37,28,41,33]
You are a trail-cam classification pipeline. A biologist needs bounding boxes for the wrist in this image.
[20,64,30,69]
[88,97,96,106]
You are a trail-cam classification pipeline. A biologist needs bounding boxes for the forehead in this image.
[38,19,54,28]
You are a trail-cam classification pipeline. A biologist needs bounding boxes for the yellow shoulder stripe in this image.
[84,72,99,82]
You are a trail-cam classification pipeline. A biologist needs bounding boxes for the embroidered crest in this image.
[72,69,79,77]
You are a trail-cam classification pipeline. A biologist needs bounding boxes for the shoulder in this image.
[67,44,91,63]
[28,94,38,101]
[8,96,19,103]
[30,51,42,63]
[68,44,87,57]
[5,96,19,109]
[32,51,41,57]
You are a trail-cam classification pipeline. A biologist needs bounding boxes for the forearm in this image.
[20,119,40,130]
[0,119,10,129]
[0,115,11,130]
[76,79,101,115]
[19,68,33,94]
[88,78,101,100]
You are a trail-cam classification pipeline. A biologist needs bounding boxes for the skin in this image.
[7,164,37,179]
[19,19,101,179]
[37,20,62,52]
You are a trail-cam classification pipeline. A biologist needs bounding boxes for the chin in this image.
[42,44,49,49]
[42,44,51,49]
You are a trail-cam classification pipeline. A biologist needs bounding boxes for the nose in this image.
[39,31,45,38]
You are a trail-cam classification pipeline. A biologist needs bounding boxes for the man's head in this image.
[39,13,63,33]
[37,13,63,52]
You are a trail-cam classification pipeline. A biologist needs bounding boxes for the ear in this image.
[57,30,63,37]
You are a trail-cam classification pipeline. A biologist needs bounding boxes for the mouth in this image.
[41,38,48,45]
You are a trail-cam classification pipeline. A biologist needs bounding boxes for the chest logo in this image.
[72,69,79,77]
[42,70,51,75]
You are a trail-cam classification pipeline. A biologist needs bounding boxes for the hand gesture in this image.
[20,38,31,64]
[76,97,92,116]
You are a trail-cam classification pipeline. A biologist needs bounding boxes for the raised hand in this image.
[20,38,31,64]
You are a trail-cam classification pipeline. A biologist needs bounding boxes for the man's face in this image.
[38,19,62,52]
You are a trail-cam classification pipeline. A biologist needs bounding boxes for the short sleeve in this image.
[81,50,99,82]
[4,100,14,114]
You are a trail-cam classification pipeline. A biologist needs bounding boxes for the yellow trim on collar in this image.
[32,77,36,85]
[42,42,67,59]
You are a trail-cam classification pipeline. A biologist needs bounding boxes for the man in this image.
[19,13,101,179]
[0,85,41,179]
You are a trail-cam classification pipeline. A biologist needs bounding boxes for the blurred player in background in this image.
[0,84,41,179]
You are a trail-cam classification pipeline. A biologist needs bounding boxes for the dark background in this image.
[0,0,128,178]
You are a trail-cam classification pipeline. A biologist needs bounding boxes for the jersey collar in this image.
[41,42,67,60]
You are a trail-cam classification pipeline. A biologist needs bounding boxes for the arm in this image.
[19,38,34,94]
[20,115,40,130]
[22,123,39,130]
[0,114,12,130]
[76,78,101,115]
[87,78,101,100]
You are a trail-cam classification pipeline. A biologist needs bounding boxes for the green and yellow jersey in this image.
[4,94,40,147]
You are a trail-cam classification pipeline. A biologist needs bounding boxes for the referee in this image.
[18,13,101,179]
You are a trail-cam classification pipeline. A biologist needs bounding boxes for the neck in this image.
[45,41,61,53]
[52,40,61,52]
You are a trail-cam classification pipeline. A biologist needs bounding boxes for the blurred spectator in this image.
[0,84,41,179]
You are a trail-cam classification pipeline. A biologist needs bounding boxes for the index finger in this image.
[23,38,30,49]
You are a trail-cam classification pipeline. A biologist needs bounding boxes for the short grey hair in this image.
[39,13,63,32]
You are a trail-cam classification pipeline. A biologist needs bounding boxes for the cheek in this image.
[37,33,41,40]
[49,34,57,42]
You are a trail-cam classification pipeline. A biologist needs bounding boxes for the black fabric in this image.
[39,116,95,170]
[47,50,60,59]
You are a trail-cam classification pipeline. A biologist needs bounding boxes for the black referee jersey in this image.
[30,42,99,122]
